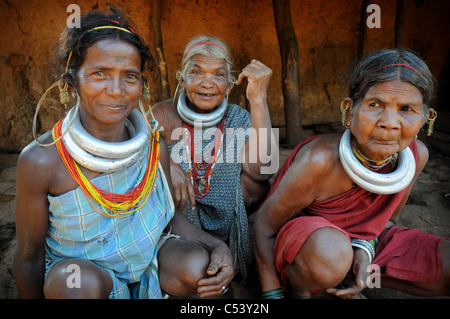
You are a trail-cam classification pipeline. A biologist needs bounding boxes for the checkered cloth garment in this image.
[45,141,175,298]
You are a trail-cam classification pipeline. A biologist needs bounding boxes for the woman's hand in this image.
[326,248,371,299]
[236,60,272,103]
[170,159,196,210]
[196,244,234,298]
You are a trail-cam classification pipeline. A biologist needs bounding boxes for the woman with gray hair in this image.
[153,35,275,297]
[253,48,449,299]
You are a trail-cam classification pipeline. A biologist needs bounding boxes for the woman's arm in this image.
[253,143,332,292]
[237,60,276,181]
[13,144,52,298]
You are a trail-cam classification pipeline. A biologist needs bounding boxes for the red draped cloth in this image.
[269,136,446,285]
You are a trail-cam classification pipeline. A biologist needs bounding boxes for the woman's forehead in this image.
[364,80,423,103]
[82,39,141,68]
[188,54,227,70]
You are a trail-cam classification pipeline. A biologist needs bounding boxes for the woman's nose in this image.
[199,75,215,88]
[106,77,125,97]
[378,108,401,130]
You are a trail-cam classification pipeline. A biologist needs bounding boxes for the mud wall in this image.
[0,0,448,152]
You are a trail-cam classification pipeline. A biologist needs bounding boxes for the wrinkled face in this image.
[75,39,142,128]
[181,54,230,114]
[349,80,425,161]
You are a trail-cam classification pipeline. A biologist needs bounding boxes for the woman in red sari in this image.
[253,48,449,299]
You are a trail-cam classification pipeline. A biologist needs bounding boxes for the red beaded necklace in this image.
[183,116,226,199]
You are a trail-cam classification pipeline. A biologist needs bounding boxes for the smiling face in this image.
[181,54,230,114]
[75,39,142,139]
[348,80,426,161]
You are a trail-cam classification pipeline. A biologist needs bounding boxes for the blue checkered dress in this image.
[45,142,175,298]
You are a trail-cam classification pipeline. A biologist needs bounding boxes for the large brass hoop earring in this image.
[340,100,350,127]
[33,81,80,147]
[426,110,437,136]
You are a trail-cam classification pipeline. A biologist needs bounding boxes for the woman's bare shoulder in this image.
[152,99,173,113]
[151,99,183,142]
[289,133,353,201]
[413,138,430,173]
[293,133,342,172]
[18,131,60,175]
[152,99,176,122]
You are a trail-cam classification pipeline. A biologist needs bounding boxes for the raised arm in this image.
[237,60,277,181]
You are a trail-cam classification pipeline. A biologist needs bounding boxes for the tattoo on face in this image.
[115,56,127,63]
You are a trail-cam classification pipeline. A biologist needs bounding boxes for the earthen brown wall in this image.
[0,0,448,152]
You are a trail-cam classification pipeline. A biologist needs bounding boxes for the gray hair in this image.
[176,35,235,86]
[346,48,435,117]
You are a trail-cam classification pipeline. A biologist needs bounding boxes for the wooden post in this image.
[152,0,171,100]
[273,0,302,148]
[358,0,369,56]
[395,0,406,47]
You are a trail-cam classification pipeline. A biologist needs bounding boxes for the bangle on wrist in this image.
[261,288,285,299]
[351,238,376,264]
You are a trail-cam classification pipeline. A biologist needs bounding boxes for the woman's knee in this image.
[158,239,210,297]
[44,259,112,299]
[181,245,211,285]
[288,228,353,289]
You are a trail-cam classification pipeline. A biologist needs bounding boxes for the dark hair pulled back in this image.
[57,8,154,82]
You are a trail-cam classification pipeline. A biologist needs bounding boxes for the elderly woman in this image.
[253,48,449,299]
[153,36,275,296]
[13,11,233,299]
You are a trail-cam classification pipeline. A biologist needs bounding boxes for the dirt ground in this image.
[1,114,449,299]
